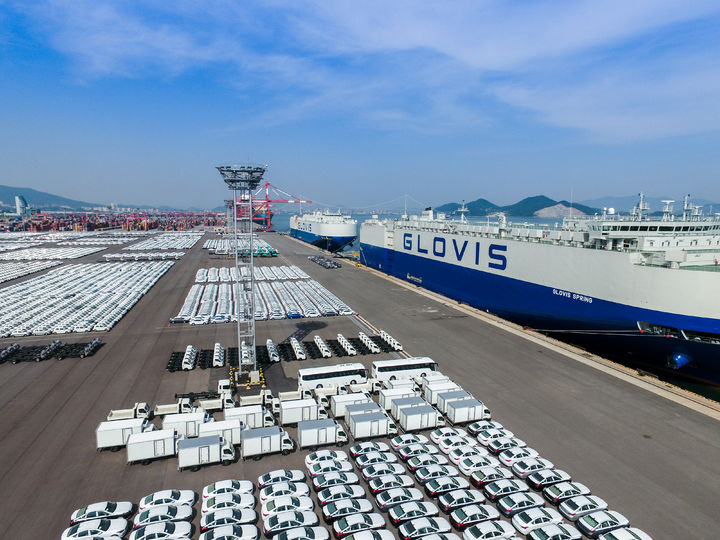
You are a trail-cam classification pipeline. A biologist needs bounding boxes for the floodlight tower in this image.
[216,164,267,377]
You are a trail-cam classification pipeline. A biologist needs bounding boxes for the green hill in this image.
[436,195,600,217]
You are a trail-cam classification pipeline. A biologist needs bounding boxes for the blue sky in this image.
[1,1,720,209]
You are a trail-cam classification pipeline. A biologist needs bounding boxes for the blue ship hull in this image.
[360,242,720,385]
[291,229,355,252]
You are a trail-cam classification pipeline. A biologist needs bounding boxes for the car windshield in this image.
[163,522,175,532]
[455,509,467,520]
[584,515,599,527]
[325,503,337,514]
[337,517,348,529]
[169,489,180,499]
[565,500,579,511]
[266,500,277,511]
[104,502,117,512]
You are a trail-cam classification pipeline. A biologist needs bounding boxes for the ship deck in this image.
[0,231,718,538]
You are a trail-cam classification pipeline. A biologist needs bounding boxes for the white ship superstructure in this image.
[290,211,358,252]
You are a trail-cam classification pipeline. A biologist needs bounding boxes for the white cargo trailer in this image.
[96,418,155,451]
[177,435,236,471]
[126,429,182,464]
[378,388,417,410]
[419,373,450,389]
[446,399,491,424]
[240,426,295,460]
[330,393,373,419]
[297,419,348,449]
[423,382,461,405]
[224,404,274,428]
[345,402,382,418]
[198,419,245,445]
[384,379,417,390]
[399,405,445,432]
[436,390,472,414]
[279,399,327,425]
[162,411,213,437]
[391,396,429,421]
[347,411,398,440]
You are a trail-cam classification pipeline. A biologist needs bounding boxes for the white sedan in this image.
[430,427,468,443]
[70,501,133,524]
[258,469,306,488]
[61,518,129,539]
[139,490,196,510]
[261,496,315,519]
[199,524,259,540]
[133,505,193,528]
[202,480,254,499]
[305,450,348,468]
[202,493,256,514]
[512,508,564,535]
[129,521,192,540]
[463,520,517,540]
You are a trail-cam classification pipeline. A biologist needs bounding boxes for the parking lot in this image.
[0,230,718,538]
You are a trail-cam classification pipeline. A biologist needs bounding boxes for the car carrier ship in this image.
[359,195,720,384]
[290,210,358,252]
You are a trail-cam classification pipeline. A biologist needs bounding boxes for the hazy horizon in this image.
[2,2,720,208]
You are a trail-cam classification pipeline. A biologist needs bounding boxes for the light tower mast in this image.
[216,164,267,379]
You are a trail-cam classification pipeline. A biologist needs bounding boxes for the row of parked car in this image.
[123,232,203,251]
[0,246,105,260]
[0,261,174,336]
[0,260,60,285]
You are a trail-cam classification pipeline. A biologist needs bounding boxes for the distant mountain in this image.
[437,195,599,217]
[0,184,98,210]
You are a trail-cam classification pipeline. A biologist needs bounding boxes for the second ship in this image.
[289,210,358,252]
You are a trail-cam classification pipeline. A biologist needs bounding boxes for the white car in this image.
[261,496,315,519]
[308,460,354,477]
[559,495,608,521]
[332,512,385,538]
[430,427,468,444]
[199,524,259,540]
[70,501,134,524]
[476,429,514,446]
[203,480,254,499]
[61,518,129,539]
[262,510,319,537]
[258,469,306,488]
[200,508,258,532]
[305,450,348,468]
[350,441,390,457]
[397,516,453,539]
[458,455,500,475]
[202,493,256,513]
[449,446,489,464]
[129,521,193,540]
[512,507,563,534]
[139,490,196,510]
[355,451,398,468]
[259,482,311,502]
[463,520,517,540]
[437,436,477,454]
[342,531,395,540]
[133,505,194,528]
[527,524,581,540]
[275,526,330,540]
[468,421,503,435]
[597,528,653,540]
[391,434,429,450]
[497,447,539,466]
[510,458,554,479]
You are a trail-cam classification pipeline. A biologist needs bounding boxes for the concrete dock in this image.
[0,231,717,538]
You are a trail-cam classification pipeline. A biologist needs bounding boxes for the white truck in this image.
[358,332,380,354]
[162,411,213,438]
[313,335,332,358]
[297,419,348,449]
[313,386,339,408]
[182,345,197,370]
[224,404,275,428]
[330,392,373,419]
[419,372,450,388]
[96,418,155,451]
[345,402,382,419]
[198,394,237,413]
[270,389,313,414]
[436,390,473,414]
[347,411,398,440]
[153,398,194,417]
[127,429,182,465]
[212,343,225,367]
[380,329,402,351]
[398,404,445,432]
[391,396,429,421]
[266,339,280,363]
[238,389,273,407]
[240,426,295,460]
[378,388,417,410]
[217,379,233,394]
[423,382,461,405]
[290,337,306,360]
[107,402,152,421]
[446,399,491,424]
[384,378,417,390]
[340,379,382,395]
[336,334,357,356]
[198,418,246,445]
[177,435,236,471]
[278,399,328,426]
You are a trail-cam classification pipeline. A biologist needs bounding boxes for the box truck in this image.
[224,405,274,428]
[436,390,472,414]
[162,411,213,438]
[399,405,445,432]
[240,426,295,460]
[279,399,327,425]
[270,389,313,414]
[313,386,339,408]
[378,388,417,410]
[384,378,417,390]
[96,418,155,451]
[345,402,382,418]
[126,429,182,465]
[419,372,449,388]
[177,435,236,471]
[198,394,237,413]
[330,393,373,419]
[446,399,491,424]
[347,412,398,440]
[238,389,273,407]
[198,418,246,445]
[391,396,429,421]
[423,382,461,405]
[297,419,348,449]
[107,402,152,421]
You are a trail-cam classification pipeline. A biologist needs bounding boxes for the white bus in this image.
[371,357,438,382]
[298,362,368,390]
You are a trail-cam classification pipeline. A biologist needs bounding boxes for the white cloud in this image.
[7,0,720,140]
